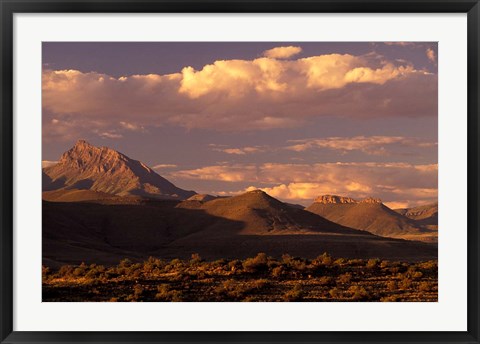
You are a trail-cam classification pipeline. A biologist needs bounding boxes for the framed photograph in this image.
[1,0,479,343]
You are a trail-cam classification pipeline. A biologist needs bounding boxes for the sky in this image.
[42,42,438,208]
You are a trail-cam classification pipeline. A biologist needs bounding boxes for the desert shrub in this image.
[418,281,432,292]
[417,260,437,270]
[337,273,352,284]
[42,266,50,280]
[380,295,399,302]
[251,279,269,290]
[288,258,308,272]
[243,253,268,273]
[347,259,364,266]
[215,279,253,299]
[271,266,285,278]
[119,258,132,268]
[143,257,164,273]
[283,284,304,301]
[333,258,347,266]
[328,287,341,299]
[314,252,333,266]
[366,259,379,269]
[134,284,144,297]
[155,284,183,301]
[386,280,398,291]
[348,285,369,301]
[190,253,202,264]
[58,265,75,277]
[379,260,390,269]
[318,276,334,286]
[281,254,293,265]
[399,277,413,290]
[73,263,88,277]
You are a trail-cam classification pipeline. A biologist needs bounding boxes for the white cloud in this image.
[98,131,123,139]
[426,48,436,63]
[211,145,266,155]
[42,50,437,138]
[152,164,178,170]
[285,136,436,155]
[262,46,302,59]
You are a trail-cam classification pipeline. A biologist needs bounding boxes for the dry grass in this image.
[42,253,437,302]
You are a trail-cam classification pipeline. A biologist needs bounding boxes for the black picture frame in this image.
[1,1,479,343]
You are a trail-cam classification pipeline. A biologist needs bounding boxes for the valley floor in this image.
[42,253,438,302]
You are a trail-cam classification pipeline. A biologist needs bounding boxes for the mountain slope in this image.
[395,203,438,226]
[306,195,436,241]
[177,190,368,235]
[43,140,195,200]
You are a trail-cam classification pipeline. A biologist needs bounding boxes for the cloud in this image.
[152,164,178,170]
[42,50,437,139]
[262,46,302,59]
[426,48,436,63]
[384,42,417,47]
[98,131,123,139]
[211,145,266,155]
[170,162,437,206]
[119,121,145,132]
[285,136,436,155]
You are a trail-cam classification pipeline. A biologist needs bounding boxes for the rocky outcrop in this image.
[314,195,382,204]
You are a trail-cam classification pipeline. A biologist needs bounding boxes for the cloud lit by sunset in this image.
[42,42,438,207]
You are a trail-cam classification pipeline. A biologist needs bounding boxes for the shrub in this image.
[315,252,333,266]
[328,287,341,299]
[380,295,399,302]
[366,259,379,269]
[337,273,352,284]
[318,276,334,286]
[348,285,369,301]
[418,281,432,292]
[271,266,284,278]
[243,253,268,273]
[155,284,183,302]
[190,253,202,264]
[58,265,75,277]
[215,279,253,299]
[399,278,413,290]
[283,284,304,301]
[386,280,397,291]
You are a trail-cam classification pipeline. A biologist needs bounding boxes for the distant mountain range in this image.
[42,141,437,266]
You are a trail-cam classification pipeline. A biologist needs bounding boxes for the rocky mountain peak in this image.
[43,140,195,199]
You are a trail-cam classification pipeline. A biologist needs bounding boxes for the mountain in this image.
[43,190,437,266]
[177,190,365,235]
[395,203,438,227]
[306,195,437,241]
[42,140,195,200]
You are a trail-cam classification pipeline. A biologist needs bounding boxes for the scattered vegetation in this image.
[42,253,437,302]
